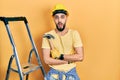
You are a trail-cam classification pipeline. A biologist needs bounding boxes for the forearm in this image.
[63,47,84,62]
[43,48,68,65]
[63,53,83,62]
[44,57,68,65]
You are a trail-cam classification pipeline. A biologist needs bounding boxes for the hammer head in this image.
[43,34,55,39]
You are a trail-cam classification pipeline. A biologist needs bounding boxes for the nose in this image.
[58,17,62,22]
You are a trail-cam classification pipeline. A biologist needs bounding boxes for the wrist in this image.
[59,54,64,60]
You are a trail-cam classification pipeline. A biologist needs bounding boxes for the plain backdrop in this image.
[0,0,120,80]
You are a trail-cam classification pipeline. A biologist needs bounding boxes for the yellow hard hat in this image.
[52,4,69,16]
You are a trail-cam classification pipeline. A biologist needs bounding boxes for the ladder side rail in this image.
[24,20,46,77]
[5,55,14,80]
[1,17,24,80]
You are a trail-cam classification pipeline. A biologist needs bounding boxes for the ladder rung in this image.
[11,63,40,75]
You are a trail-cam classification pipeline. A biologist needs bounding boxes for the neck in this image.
[55,27,69,36]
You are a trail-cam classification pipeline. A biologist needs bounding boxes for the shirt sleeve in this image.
[73,30,83,47]
[41,37,50,49]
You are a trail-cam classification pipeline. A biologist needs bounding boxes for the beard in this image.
[56,22,66,32]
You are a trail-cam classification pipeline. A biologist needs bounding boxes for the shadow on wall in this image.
[33,6,54,78]
[41,5,54,32]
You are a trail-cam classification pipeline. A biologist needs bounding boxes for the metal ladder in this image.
[0,17,46,80]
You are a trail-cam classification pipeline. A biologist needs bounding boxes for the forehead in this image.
[54,13,67,17]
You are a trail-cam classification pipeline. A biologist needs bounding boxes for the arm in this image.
[63,47,84,62]
[42,48,68,65]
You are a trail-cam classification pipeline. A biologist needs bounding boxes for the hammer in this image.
[43,34,55,50]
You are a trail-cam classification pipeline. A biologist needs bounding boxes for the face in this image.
[53,13,67,32]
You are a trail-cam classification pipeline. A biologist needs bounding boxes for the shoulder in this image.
[44,30,55,35]
[69,29,79,35]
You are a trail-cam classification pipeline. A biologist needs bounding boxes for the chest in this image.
[52,34,74,53]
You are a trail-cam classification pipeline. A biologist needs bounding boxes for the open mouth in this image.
[58,22,63,27]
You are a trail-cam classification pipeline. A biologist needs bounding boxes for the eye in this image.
[61,15,66,19]
[54,15,59,19]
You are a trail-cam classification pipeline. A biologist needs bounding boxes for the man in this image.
[42,4,84,80]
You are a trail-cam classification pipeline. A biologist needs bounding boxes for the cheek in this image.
[54,19,58,23]
[62,19,67,24]
[62,17,67,23]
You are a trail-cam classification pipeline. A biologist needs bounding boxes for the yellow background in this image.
[0,0,120,80]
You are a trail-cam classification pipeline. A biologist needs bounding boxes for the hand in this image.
[50,49,61,59]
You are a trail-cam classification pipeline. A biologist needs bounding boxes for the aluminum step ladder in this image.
[0,17,46,80]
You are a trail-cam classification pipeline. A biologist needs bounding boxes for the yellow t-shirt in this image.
[42,29,83,72]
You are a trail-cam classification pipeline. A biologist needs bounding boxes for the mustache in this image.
[57,22,63,25]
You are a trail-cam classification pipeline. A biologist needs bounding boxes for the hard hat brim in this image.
[52,9,68,16]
